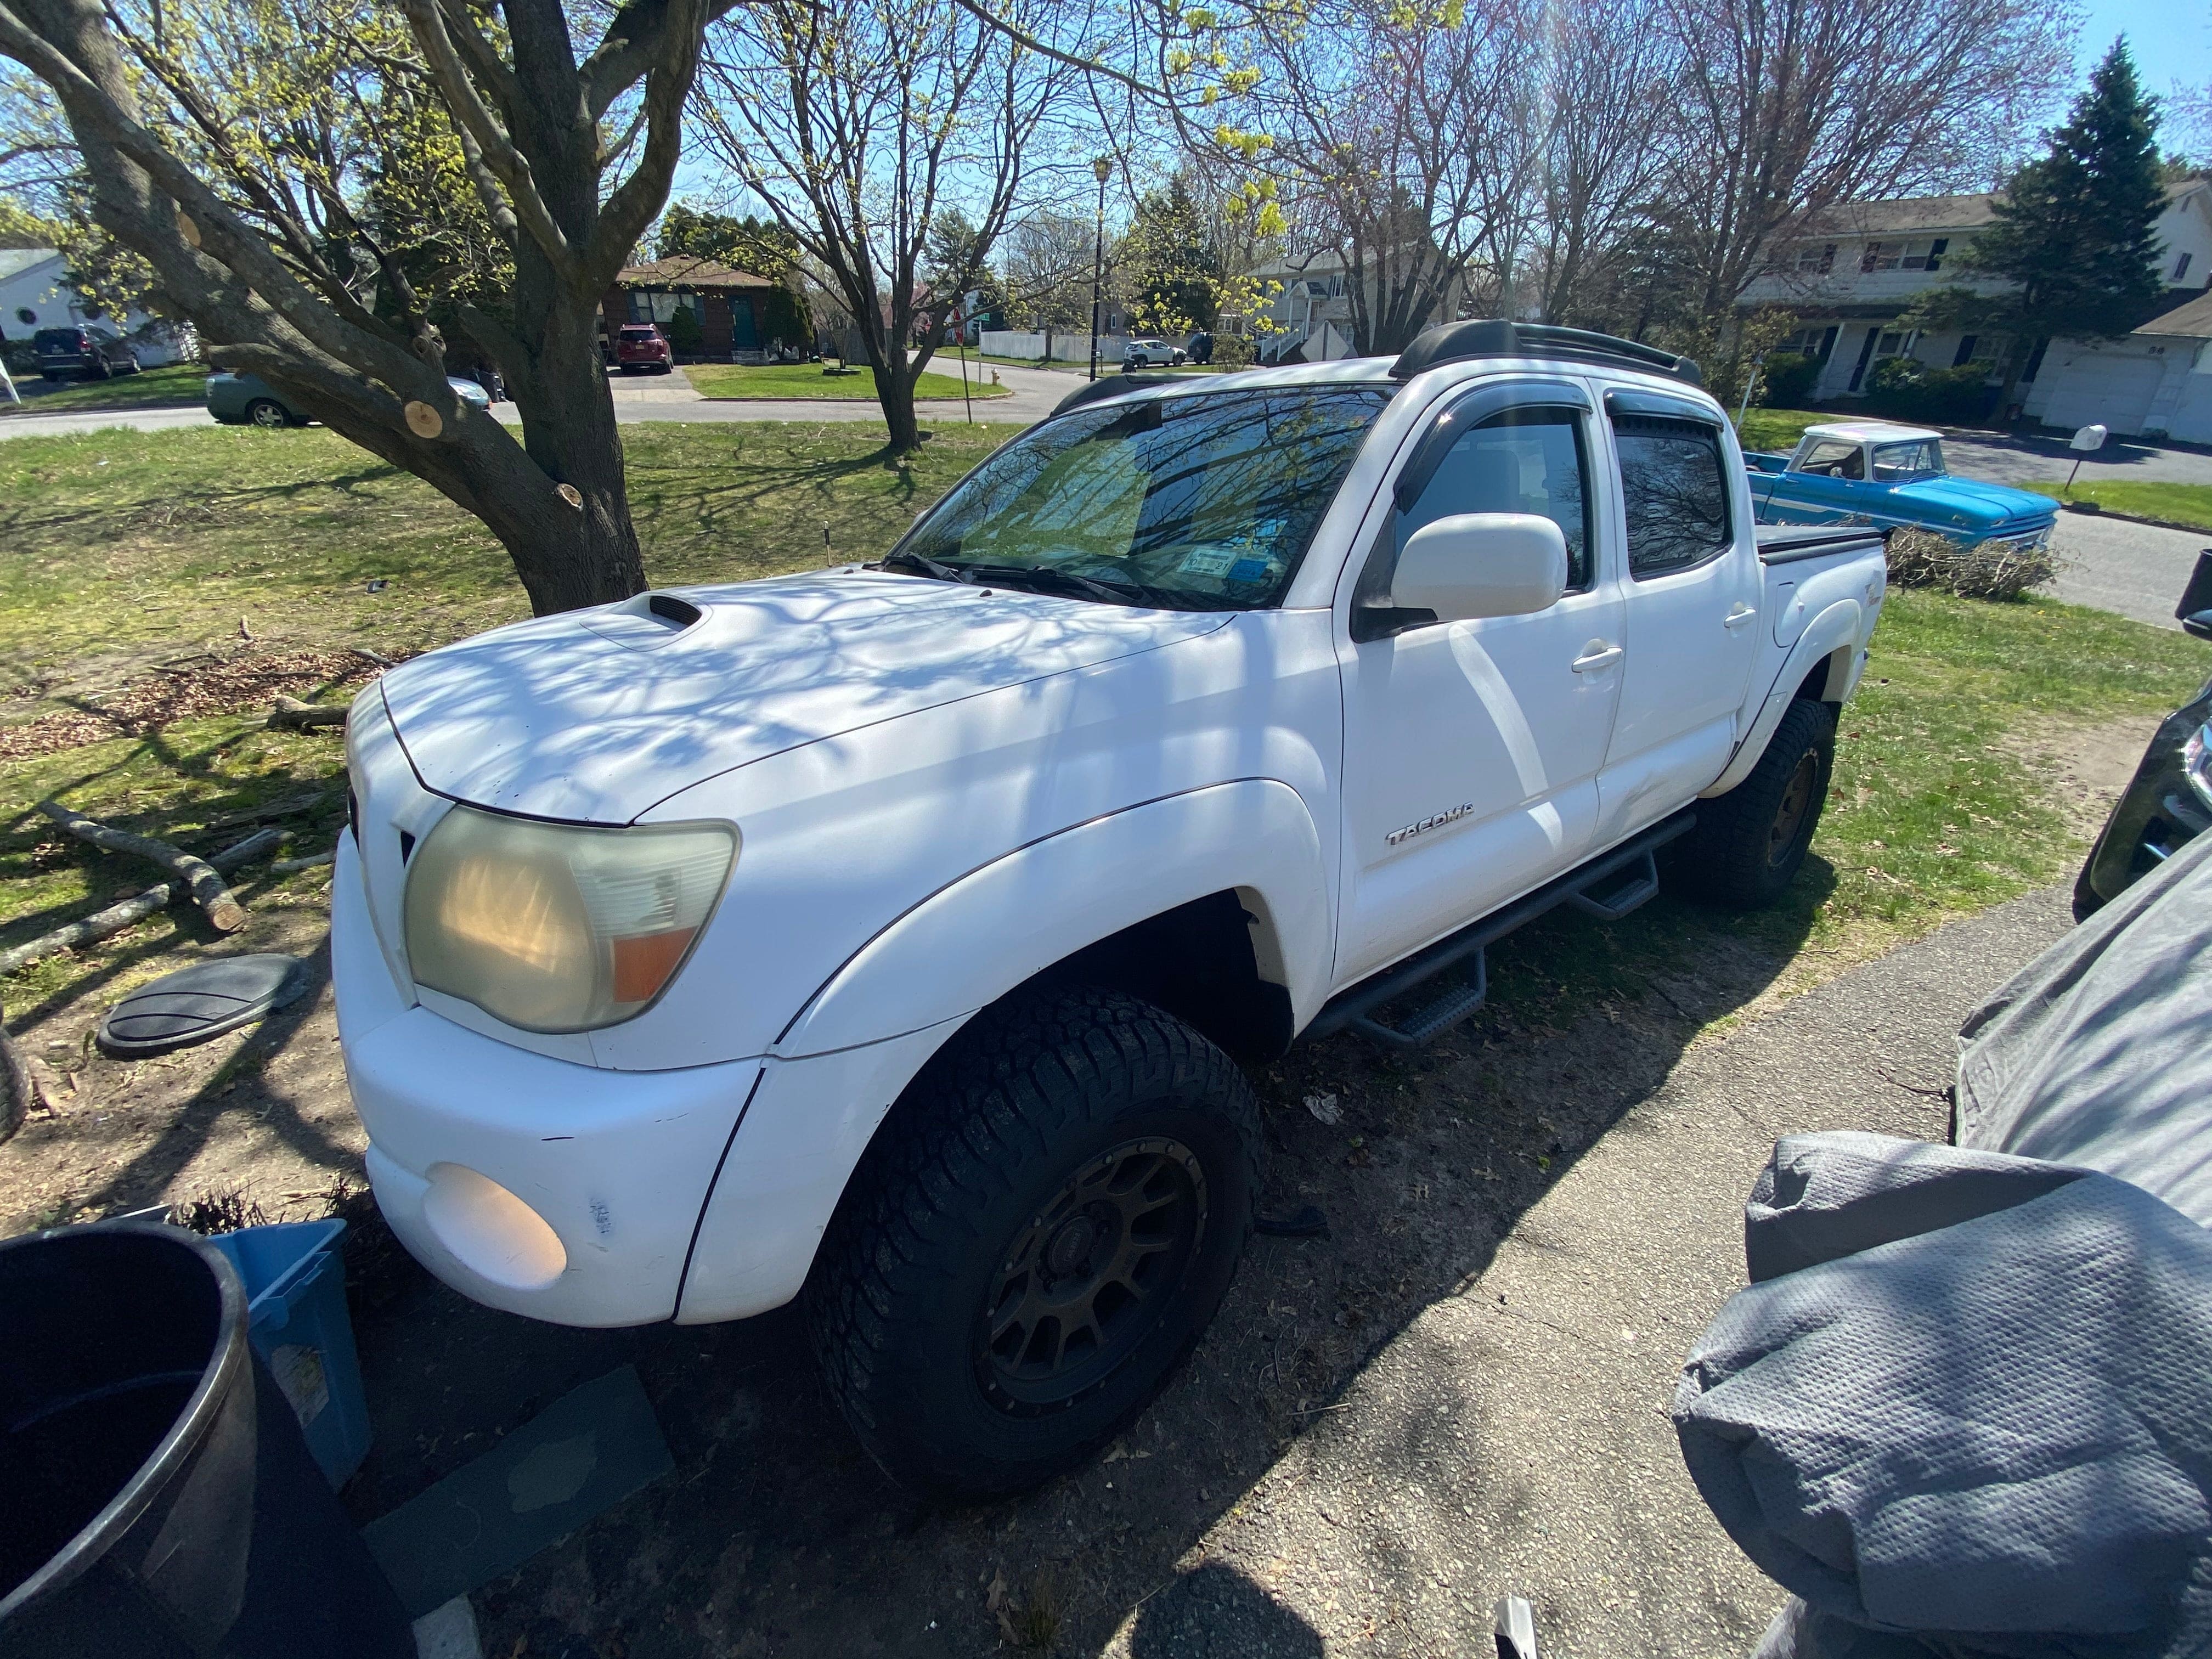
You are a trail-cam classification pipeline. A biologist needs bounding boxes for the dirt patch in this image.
[2024,710,2166,837]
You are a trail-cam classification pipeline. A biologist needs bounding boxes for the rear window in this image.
[620,326,658,338]
[35,329,84,348]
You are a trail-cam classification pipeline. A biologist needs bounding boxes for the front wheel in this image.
[244,398,290,430]
[1678,697,1836,911]
[807,985,1260,1498]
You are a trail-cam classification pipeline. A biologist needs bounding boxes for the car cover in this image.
[1675,1131,2212,1657]
[1953,825,2212,1225]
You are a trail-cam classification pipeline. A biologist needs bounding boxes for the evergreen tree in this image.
[1905,38,2167,415]
[1124,175,1224,335]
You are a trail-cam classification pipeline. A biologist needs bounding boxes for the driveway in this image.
[0,362,1079,440]
[1945,430,2212,488]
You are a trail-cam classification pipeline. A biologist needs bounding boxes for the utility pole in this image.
[1089,156,1112,381]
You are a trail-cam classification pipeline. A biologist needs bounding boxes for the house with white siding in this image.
[1735,180,2212,430]
[0,246,190,367]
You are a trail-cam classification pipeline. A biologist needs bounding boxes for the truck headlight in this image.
[2186,721,2212,812]
[403,807,736,1032]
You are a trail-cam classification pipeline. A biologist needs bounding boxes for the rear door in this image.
[1333,377,1626,984]
[1595,389,1762,844]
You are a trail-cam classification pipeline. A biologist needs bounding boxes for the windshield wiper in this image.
[877,548,964,582]
[953,562,1231,612]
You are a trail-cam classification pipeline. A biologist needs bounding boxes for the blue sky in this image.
[2080,0,2210,108]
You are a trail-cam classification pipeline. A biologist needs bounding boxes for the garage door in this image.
[2041,351,2165,436]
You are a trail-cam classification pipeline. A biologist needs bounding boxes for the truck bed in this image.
[1757,523,1888,566]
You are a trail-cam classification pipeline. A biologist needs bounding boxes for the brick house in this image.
[602,257,780,362]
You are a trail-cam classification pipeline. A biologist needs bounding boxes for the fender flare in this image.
[774,778,1335,1059]
[1703,599,1863,799]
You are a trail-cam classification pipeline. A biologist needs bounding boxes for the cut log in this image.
[0,827,280,978]
[271,849,336,874]
[37,800,256,933]
[269,696,349,731]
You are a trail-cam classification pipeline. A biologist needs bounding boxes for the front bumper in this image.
[332,833,758,1327]
[2076,684,2212,915]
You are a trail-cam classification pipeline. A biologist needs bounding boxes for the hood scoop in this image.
[379,569,1229,824]
[574,591,704,651]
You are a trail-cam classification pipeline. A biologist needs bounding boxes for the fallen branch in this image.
[348,646,397,669]
[0,828,280,978]
[36,802,259,933]
[268,696,349,731]
[271,848,336,873]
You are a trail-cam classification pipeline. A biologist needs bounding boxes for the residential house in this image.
[1735,180,2212,426]
[0,246,190,366]
[602,257,781,362]
[1247,247,1467,362]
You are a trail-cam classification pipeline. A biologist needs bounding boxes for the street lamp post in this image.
[1089,155,1112,381]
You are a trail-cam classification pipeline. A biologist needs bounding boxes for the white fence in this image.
[980,330,1134,364]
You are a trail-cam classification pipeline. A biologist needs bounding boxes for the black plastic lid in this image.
[97,955,310,1058]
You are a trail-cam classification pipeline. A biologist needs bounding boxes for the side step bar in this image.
[1307,810,1697,1049]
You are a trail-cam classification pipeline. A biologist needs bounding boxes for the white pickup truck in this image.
[334,320,1887,1497]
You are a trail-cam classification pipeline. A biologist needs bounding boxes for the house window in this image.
[1897,239,1946,272]
[2177,253,2194,283]
[1775,327,1831,357]
[1793,243,1837,274]
[628,290,702,325]
[1861,242,1904,273]
[13,306,33,326]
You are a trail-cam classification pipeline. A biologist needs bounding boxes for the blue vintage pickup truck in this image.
[1745,421,2058,552]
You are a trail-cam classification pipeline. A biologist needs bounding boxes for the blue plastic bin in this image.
[205,1218,372,1488]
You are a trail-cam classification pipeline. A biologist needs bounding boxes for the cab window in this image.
[1797,439,1863,479]
[1614,414,1732,578]
[1396,408,1592,591]
[1871,438,1944,481]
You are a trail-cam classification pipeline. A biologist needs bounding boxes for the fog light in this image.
[421,1163,567,1291]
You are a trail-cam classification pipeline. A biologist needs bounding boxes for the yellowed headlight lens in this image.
[404,806,735,1032]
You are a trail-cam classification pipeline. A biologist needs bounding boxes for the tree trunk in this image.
[877,361,922,455]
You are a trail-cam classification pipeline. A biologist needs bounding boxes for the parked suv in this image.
[335,320,1887,1498]
[35,324,139,380]
[1123,337,1187,369]
[613,324,674,374]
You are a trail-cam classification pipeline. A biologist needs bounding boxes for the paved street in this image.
[0,360,1081,439]
[1946,430,2212,489]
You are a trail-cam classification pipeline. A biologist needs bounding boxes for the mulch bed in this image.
[0,647,405,761]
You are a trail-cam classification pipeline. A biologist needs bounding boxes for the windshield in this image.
[1871,438,1945,481]
[892,386,1393,610]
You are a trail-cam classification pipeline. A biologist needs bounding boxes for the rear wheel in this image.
[807,985,1260,1498]
[244,398,290,430]
[1678,697,1836,910]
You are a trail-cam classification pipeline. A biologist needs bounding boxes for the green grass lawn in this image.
[1735,408,1829,454]
[2019,480,2212,532]
[4,361,206,415]
[686,362,1008,401]
[0,417,2203,1026]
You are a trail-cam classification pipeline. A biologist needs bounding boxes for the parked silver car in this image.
[1121,337,1187,369]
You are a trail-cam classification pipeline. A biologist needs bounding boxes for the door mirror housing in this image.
[1387,512,1570,625]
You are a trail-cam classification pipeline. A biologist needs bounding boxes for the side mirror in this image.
[2183,611,2212,642]
[1389,513,1569,624]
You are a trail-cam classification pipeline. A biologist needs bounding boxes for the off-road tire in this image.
[806,984,1261,1499]
[1678,696,1836,910]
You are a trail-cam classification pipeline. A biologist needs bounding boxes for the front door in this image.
[1335,388,1625,985]
[1596,401,1762,843]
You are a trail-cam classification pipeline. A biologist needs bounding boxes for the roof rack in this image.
[1048,372,1189,418]
[1390,320,1701,387]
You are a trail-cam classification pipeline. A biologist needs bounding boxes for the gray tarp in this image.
[1677,1133,2212,1657]
[1955,825,2212,1224]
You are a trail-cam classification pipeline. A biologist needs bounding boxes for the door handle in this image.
[1571,642,1623,673]
[1723,603,1758,629]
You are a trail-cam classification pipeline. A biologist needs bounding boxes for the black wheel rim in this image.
[1767,751,1819,868]
[978,1136,1207,1415]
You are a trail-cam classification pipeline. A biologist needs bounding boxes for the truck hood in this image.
[379,570,1231,822]
[1886,475,2057,531]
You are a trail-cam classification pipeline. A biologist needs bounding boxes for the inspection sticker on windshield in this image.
[1178,546,1239,578]
[1227,558,1272,584]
